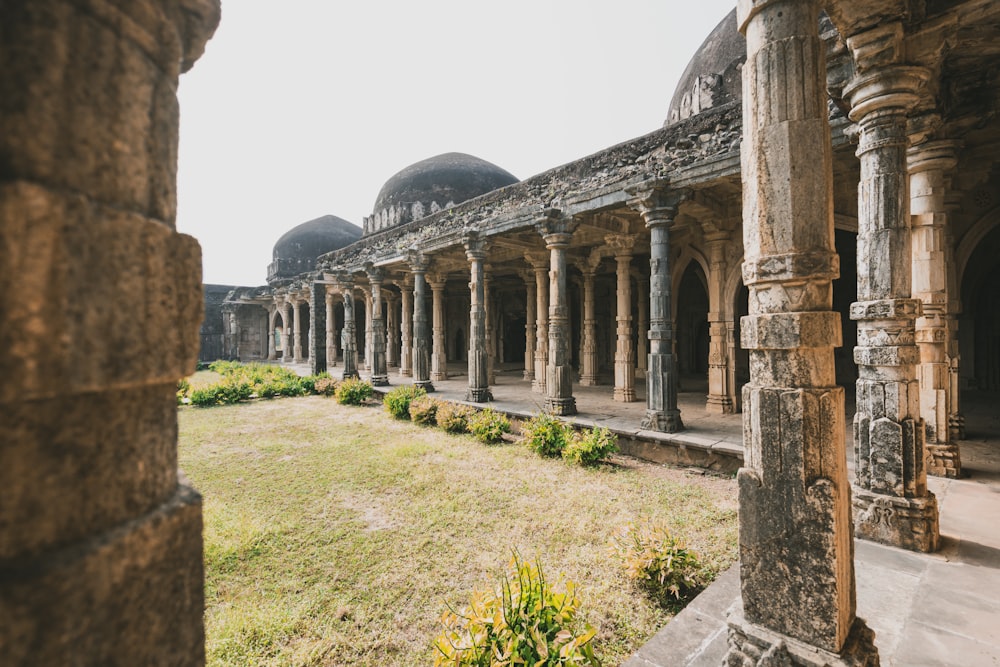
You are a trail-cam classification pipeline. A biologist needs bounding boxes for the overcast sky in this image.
[176,0,738,286]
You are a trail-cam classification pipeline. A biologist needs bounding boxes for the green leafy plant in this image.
[468,407,511,444]
[522,412,573,457]
[611,518,708,606]
[436,403,474,434]
[563,427,618,467]
[383,385,427,420]
[190,381,254,407]
[335,377,374,405]
[313,376,338,396]
[432,553,600,666]
[409,396,440,426]
[177,378,191,405]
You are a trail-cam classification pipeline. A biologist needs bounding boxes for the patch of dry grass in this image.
[178,396,737,666]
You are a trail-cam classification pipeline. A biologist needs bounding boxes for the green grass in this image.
[178,396,738,666]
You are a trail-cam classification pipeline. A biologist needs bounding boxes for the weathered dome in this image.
[268,215,362,284]
[365,152,519,235]
[665,9,745,126]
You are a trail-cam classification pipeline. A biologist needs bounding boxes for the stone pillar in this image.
[724,1,879,663]
[282,301,293,362]
[409,254,434,391]
[706,232,735,413]
[844,34,939,553]
[528,252,549,393]
[339,278,359,379]
[637,277,648,373]
[308,283,326,374]
[523,271,537,381]
[0,2,219,663]
[609,234,637,402]
[268,307,278,360]
[726,320,739,411]
[465,234,493,402]
[366,266,388,386]
[484,267,496,384]
[386,293,399,369]
[292,300,303,362]
[909,140,961,478]
[537,211,578,415]
[363,292,372,371]
[945,228,965,440]
[578,250,601,386]
[628,189,683,433]
[429,275,448,381]
[400,279,413,377]
[326,289,337,368]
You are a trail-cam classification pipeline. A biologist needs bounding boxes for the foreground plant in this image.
[611,518,709,606]
[335,377,374,405]
[522,412,573,458]
[468,407,511,444]
[432,553,600,666]
[384,385,427,419]
[436,403,474,434]
[409,396,441,426]
[563,427,618,467]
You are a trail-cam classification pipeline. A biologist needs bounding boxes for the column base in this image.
[415,380,435,393]
[853,487,939,553]
[726,605,879,667]
[546,396,577,416]
[579,375,599,387]
[341,370,360,380]
[706,395,735,414]
[613,387,636,402]
[532,379,546,393]
[948,413,965,441]
[400,369,412,377]
[927,442,961,478]
[431,372,448,382]
[523,370,534,382]
[467,387,493,402]
[371,374,389,387]
[641,409,683,433]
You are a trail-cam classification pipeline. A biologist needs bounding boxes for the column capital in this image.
[463,230,489,260]
[334,272,355,290]
[406,250,431,273]
[576,246,603,275]
[907,139,959,174]
[605,233,637,257]
[844,65,929,124]
[364,263,384,285]
[626,183,688,228]
[427,273,448,289]
[535,209,578,246]
[525,251,549,270]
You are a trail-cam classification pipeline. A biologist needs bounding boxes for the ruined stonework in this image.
[0,1,219,664]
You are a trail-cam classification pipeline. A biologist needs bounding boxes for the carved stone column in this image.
[909,140,961,478]
[637,277,648,373]
[945,225,965,439]
[325,289,337,368]
[363,292,372,371]
[628,188,683,432]
[537,211,578,415]
[339,277,359,379]
[465,234,492,402]
[527,252,549,393]
[609,234,637,402]
[578,249,602,386]
[706,231,734,413]
[844,31,939,553]
[523,271,537,381]
[292,299,304,362]
[400,278,413,377]
[725,1,879,664]
[386,293,399,369]
[282,301,293,362]
[484,267,496,384]
[268,307,278,360]
[409,254,434,391]
[429,275,448,381]
[366,266,388,386]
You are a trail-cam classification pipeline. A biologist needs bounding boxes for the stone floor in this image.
[292,360,1000,666]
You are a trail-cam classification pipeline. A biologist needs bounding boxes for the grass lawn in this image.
[178,395,738,666]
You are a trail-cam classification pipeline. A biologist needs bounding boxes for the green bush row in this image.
[521,413,619,466]
[177,363,339,407]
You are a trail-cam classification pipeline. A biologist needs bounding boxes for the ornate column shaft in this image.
[386,294,399,369]
[325,289,337,368]
[578,251,600,386]
[409,255,434,391]
[609,234,637,401]
[844,36,938,552]
[523,272,537,381]
[281,301,293,362]
[706,232,734,413]
[484,267,496,384]
[429,276,448,381]
[465,234,493,402]
[637,277,648,373]
[538,211,578,415]
[628,190,683,433]
[366,267,388,386]
[725,1,878,664]
[363,292,372,371]
[909,140,961,477]
[400,279,413,377]
[292,299,304,362]
[268,307,278,360]
[339,278,359,379]
[528,252,549,393]
[944,224,964,439]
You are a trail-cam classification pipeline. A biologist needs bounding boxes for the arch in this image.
[956,205,1000,295]
[671,246,711,323]
[721,252,746,322]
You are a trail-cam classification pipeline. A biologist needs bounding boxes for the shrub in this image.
[611,518,708,606]
[563,427,619,466]
[313,376,338,396]
[432,553,599,667]
[468,407,511,444]
[383,385,427,420]
[522,412,573,457]
[176,378,191,405]
[409,396,440,426]
[436,403,473,434]
[335,377,373,405]
[190,381,253,407]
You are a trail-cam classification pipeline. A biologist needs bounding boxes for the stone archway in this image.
[676,261,711,394]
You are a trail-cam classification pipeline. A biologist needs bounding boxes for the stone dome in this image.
[665,9,745,126]
[267,215,361,284]
[364,152,519,235]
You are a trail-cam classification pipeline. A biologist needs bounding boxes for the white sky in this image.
[177,0,738,286]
